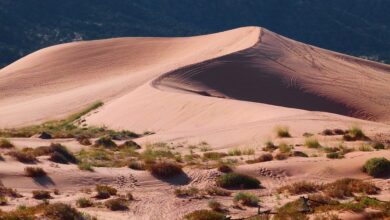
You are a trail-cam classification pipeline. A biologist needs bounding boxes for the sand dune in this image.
[1,27,390,220]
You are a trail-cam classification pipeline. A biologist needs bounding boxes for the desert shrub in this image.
[275,126,291,138]
[141,148,176,163]
[184,210,226,220]
[76,135,92,146]
[49,143,77,164]
[32,146,53,156]
[339,145,354,155]
[275,153,289,160]
[274,198,308,220]
[305,138,321,148]
[105,198,128,211]
[246,153,273,164]
[323,178,379,198]
[343,126,368,141]
[208,200,222,211]
[233,192,259,207]
[334,129,346,135]
[322,146,340,153]
[0,196,8,206]
[302,132,314,137]
[174,187,199,197]
[203,152,228,160]
[95,185,117,199]
[0,185,21,198]
[263,141,278,152]
[242,148,255,155]
[94,136,117,148]
[372,142,385,150]
[217,164,233,173]
[363,157,390,177]
[228,148,242,156]
[277,181,319,195]
[32,190,52,200]
[128,160,145,170]
[44,203,85,220]
[205,187,231,196]
[0,139,14,149]
[359,144,373,152]
[216,173,260,189]
[9,150,37,163]
[149,162,183,178]
[25,167,46,177]
[78,162,94,171]
[321,129,334,136]
[118,140,141,149]
[326,152,343,159]
[76,198,93,208]
[292,151,308,157]
[278,142,292,153]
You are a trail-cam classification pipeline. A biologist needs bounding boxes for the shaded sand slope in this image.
[0,27,259,127]
[155,29,390,121]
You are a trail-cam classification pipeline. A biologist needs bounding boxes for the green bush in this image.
[363,157,390,177]
[216,173,260,189]
[278,143,292,153]
[208,200,222,211]
[372,142,385,150]
[184,210,226,220]
[262,141,278,152]
[233,192,259,207]
[49,143,77,164]
[0,139,14,149]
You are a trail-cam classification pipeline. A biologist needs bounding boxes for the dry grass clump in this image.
[49,143,77,164]
[358,144,373,152]
[105,198,128,211]
[246,153,273,164]
[174,187,199,198]
[95,185,117,199]
[94,136,117,148]
[118,140,141,149]
[32,190,52,200]
[363,157,390,177]
[205,187,231,196]
[0,185,21,198]
[326,152,344,159]
[216,173,260,189]
[76,135,92,146]
[78,162,94,171]
[277,181,319,195]
[321,128,346,136]
[203,152,228,160]
[343,125,369,141]
[128,160,145,170]
[44,203,89,220]
[305,137,321,148]
[262,141,278,152]
[148,162,183,178]
[275,126,291,138]
[0,138,14,149]
[8,150,37,163]
[228,148,242,156]
[275,153,289,160]
[76,197,94,208]
[217,164,233,173]
[208,199,222,211]
[24,167,47,177]
[278,142,292,153]
[323,178,379,198]
[233,192,259,207]
[184,210,226,220]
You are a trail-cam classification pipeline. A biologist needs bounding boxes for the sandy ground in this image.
[1,27,390,219]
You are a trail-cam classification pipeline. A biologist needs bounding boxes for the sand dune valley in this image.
[1,27,390,220]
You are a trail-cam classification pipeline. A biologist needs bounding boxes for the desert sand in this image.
[0,27,390,220]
